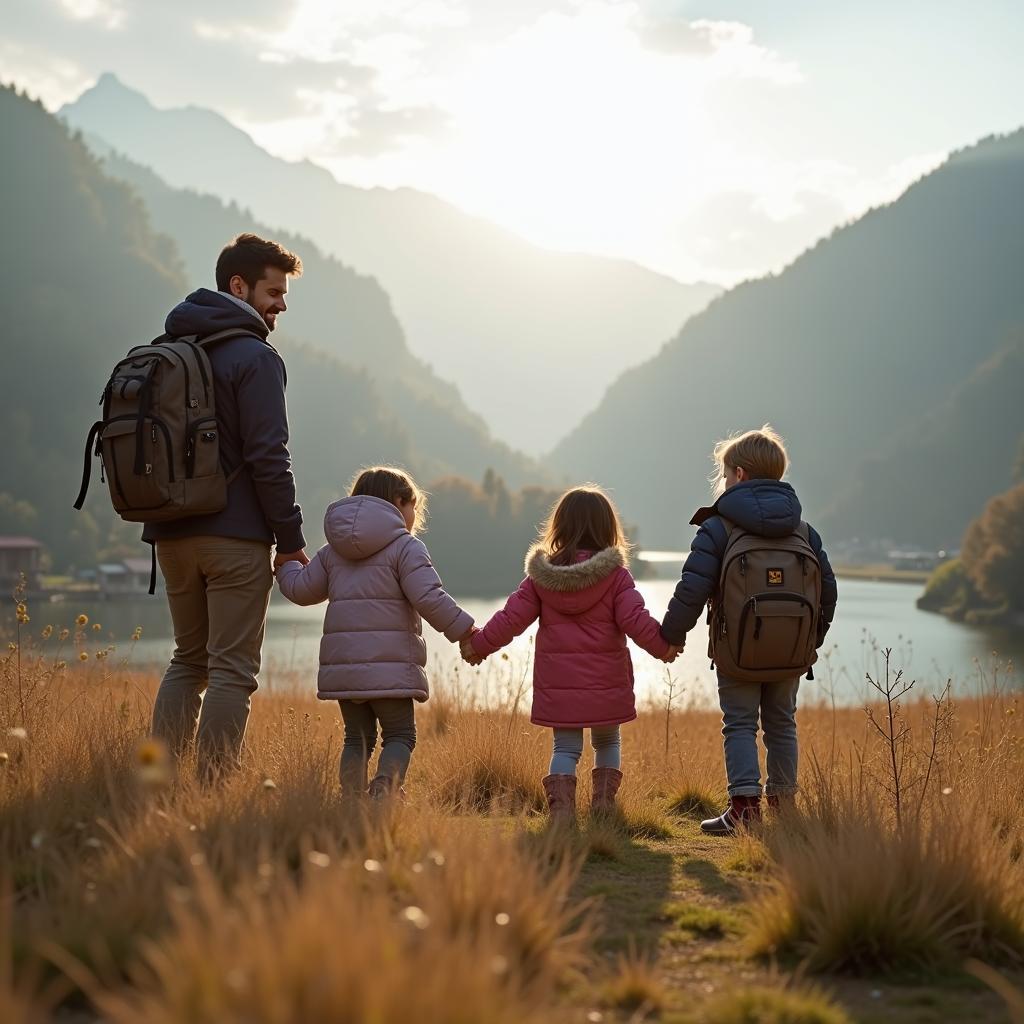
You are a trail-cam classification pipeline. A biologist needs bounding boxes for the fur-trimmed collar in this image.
[525,545,627,592]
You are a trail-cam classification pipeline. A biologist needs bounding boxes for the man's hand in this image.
[660,644,684,664]
[274,548,309,572]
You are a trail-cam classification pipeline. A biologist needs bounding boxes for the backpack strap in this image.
[795,521,811,543]
[72,420,104,510]
[192,327,261,349]
[172,329,256,485]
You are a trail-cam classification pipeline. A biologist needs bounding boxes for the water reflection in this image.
[4,579,1019,709]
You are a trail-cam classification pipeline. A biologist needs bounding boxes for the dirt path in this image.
[572,817,1017,1023]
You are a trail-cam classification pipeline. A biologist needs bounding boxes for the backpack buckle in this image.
[144,464,153,475]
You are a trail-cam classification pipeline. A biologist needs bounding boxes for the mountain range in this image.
[553,129,1024,548]
[0,85,533,573]
[60,74,719,455]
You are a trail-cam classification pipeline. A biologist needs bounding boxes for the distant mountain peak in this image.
[76,71,151,109]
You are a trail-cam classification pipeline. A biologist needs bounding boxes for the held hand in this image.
[274,548,309,571]
[660,644,684,664]
[459,627,485,666]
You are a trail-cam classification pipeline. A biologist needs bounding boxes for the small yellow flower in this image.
[134,737,170,787]
[16,603,27,616]
[55,661,66,671]
[17,613,29,625]
[76,614,88,626]
[96,650,108,661]
[136,738,164,766]
[78,651,89,662]
[7,642,15,653]
[132,626,143,640]
[92,623,102,632]
[59,628,69,641]
[41,625,53,639]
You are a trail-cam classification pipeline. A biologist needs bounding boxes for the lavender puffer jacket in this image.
[276,495,473,702]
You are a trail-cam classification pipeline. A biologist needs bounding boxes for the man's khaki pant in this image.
[152,536,273,778]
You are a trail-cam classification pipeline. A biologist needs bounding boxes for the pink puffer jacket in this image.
[277,495,473,702]
[470,546,669,728]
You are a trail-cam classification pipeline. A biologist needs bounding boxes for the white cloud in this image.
[0,1,963,284]
[59,0,124,30]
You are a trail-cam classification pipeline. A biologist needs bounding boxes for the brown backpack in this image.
[707,520,822,682]
[74,329,249,527]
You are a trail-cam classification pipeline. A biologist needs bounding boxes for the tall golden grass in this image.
[2,613,1022,1020]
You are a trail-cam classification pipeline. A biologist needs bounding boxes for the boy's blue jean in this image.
[718,675,799,798]
[549,726,621,775]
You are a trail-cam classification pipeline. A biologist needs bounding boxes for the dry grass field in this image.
[2,608,1023,1023]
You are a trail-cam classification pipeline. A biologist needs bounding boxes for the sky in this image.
[2,0,1023,285]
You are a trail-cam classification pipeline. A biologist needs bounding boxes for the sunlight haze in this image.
[4,0,1022,284]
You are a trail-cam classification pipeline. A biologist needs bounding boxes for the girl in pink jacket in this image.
[277,467,475,801]
[463,486,679,817]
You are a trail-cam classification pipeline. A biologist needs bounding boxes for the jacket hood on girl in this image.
[324,495,409,561]
[525,545,628,616]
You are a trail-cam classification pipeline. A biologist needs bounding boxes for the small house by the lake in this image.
[0,536,43,593]
[98,558,157,597]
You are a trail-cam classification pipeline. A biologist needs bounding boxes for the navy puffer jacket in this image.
[660,480,838,646]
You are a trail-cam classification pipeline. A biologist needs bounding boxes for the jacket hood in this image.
[525,545,626,614]
[324,495,409,560]
[692,479,802,537]
[165,288,269,340]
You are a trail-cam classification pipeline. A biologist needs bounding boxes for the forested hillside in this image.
[60,74,719,453]
[0,85,547,588]
[553,129,1024,548]
[95,153,538,491]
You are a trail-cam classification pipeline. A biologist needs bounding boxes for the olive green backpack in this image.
[73,330,250,586]
[708,521,823,682]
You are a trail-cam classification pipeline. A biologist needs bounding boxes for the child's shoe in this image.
[542,774,577,820]
[766,791,797,815]
[700,794,761,836]
[591,767,623,812]
[367,774,407,802]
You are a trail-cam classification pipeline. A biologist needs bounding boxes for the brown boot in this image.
[542,774,577,820]
[700,795,762,836]
[591,767,623,812]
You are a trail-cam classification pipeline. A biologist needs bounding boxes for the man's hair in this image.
[712,424,789,484]
[215,233,303,291]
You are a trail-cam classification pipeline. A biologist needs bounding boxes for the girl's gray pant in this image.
[339,698,416,791]
[549,725,621,775]
[718,675,799,797]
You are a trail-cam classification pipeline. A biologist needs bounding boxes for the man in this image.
[149,233,308,778]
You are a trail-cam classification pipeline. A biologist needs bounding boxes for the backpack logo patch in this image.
[767,569,784,586]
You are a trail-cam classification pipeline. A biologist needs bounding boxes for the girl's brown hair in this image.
[538,485,628,566]
[349,466,427,534]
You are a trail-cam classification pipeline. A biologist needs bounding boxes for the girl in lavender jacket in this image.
[277,467,475,800]
[463,486,679,818]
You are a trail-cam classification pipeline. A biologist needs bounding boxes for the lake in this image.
[10,577,1020,709]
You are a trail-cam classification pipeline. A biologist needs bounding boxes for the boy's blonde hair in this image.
[349,466,428,534]
[538,485,628,566]
[711,424,788,492]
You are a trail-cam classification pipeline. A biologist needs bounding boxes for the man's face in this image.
[230,266,290,332]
